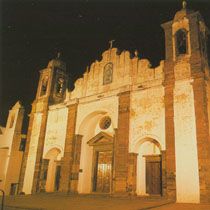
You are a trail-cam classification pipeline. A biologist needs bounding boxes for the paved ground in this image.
[1,194,210,210]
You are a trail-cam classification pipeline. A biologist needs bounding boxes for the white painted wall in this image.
[69,48,163,101]
[23,113,42,194]
[130,86,166,153]
[174,80,200,203]
[43,107,68,158]
[0,148,9,190]
[0,101,24,195]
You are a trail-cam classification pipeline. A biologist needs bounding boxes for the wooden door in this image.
[10,183,18,195]
[94,151,112,193]
[146,156,161,195]
[54,165,61,191]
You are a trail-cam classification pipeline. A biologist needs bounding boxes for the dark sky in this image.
[1,0,210,132]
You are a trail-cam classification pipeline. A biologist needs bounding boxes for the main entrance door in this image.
[93,151,112,193]
[145,155,162,195]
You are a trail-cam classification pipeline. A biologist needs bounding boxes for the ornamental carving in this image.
[103,63,113,85]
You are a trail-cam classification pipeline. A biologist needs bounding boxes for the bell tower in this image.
[161,1,210,203]
[162,1,209,64]
[36,53,68,105]
[19,54,68,194]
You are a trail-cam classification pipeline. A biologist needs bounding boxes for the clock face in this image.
[103,62,113,85]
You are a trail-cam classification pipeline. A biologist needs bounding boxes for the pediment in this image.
[87,132,113,146]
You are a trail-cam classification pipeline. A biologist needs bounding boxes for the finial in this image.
[109,40,115,49]
[134,50,138,57]
[86,66,89,72]
[182,0,187,9]
[57,52,61,59]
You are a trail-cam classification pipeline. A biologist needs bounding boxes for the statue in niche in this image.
[176,29,188,56]
[40,76,48,96]
[103,63,113,85]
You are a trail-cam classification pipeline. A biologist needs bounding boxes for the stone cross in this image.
[109,40,115,49]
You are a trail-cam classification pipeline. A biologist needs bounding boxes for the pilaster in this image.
[113,91,130,194]
[161,150,167,197]
[127,153,138,195]
[39,159,49,192]
[192,76,210,203]
[31,108,48,193]
[163,61,176,200]
[70,134,83,193]
[18,112,35,193]
[59,103,78,192]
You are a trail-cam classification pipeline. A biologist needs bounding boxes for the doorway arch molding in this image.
[76,109,117,135]
[133,135,165,196]
[43,145,63,160]
[132,134,163,154]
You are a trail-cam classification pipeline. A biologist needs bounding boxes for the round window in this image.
[99,116,111,130]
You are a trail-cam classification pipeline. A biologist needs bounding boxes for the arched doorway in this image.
[87,132,113,193]
[43,148,61,192]
[136,138,162,196]
[77,111,115,194]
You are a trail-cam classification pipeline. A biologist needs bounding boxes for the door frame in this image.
[87,132,114,194]
[54,161,61,191]
[143,154,162,196]
[92,149,113,193]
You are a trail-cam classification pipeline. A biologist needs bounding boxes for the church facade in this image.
[18,5,210,203]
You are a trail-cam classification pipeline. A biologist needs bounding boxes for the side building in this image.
[19,4,210,203]
[0,101,26,195]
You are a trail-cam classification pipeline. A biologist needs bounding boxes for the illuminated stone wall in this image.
[20,43,210,203]
[174,80,200,203]
[0,102,24,195]
[43,106,68,158]
[23,113,42,194]
[130,86,165,153]
[70,48,163,100]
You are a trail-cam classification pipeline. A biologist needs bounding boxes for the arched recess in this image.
[175,29,188,56]
[134,137,163,196]
[76,110,115,194]
[42,147,62,192]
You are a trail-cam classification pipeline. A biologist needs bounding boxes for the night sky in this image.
[1,0,210,132]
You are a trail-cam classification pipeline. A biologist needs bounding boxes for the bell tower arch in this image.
[36,53,68,105]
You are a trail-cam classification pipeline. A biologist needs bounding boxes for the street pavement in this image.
[1,194,210,210]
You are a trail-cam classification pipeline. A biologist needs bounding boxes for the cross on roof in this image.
[109,40,115,49]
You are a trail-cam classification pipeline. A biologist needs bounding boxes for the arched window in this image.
[175,29,188,56]
[40,76,48,96]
